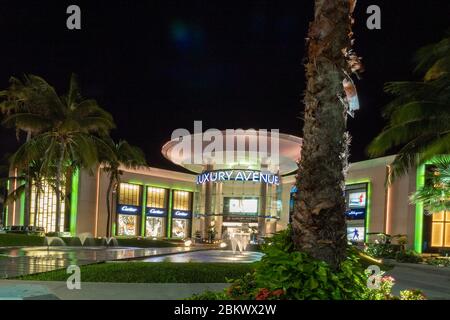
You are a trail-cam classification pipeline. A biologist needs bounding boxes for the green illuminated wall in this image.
[4,180,9,226]
[167,190,173,239]
[414,164,425,253]
[141,186,147,236]
[70,169,80,235]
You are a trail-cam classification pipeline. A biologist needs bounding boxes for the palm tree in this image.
[99,138,146,237]
[0,75,54,226]
[4,74,115,232]
[292,0,362,269]
[1,159,46,227]
[410,156,450,214]
[368,33,450,179]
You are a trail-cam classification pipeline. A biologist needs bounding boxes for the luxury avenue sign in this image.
[196,170,280,186]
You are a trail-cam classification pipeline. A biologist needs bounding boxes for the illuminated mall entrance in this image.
[194,171,282,241]
[162,129,302,241]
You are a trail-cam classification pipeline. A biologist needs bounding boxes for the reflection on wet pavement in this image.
[142,250,263,263]
[0,246,193,279]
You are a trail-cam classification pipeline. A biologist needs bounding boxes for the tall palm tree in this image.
[0,75,54,226]
[368,33,450,179]
[292,0,362,269]
[1,159,46,227]
[4,74,115,232]
[99,138,146,237]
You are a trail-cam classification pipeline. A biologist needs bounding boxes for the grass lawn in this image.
[15,262,256,283]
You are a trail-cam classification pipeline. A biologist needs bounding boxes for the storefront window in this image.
[146,216,165,237]
[117,183,141,236]
[173,190,190,210]
[118,215,138,236]
[119,183,140,205]
[171,190,192,238]
[431,211,450,247]
[172,218,189,238]
[147,187,166,208]
[30,181,65,233]
[145,186,167,238]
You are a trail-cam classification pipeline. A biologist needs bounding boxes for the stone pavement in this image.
[386,261,450,299]
[0,280,228,300]
[0,246,202,279]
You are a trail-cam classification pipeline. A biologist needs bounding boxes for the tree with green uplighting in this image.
[368,33,450,179]
[1,74,115,232]
[410,156,450,214]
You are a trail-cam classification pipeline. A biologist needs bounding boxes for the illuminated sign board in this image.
[172,210,192,219]
[345,208,366,220]
[196,170,280,186]
[229,199,258,214]
[347,227,365,242]
[146,207,167,217]
[223,215,258,223]
[117,205,141,215]
[349,191,366,208]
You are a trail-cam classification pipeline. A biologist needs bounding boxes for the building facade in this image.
[3,133,448,254]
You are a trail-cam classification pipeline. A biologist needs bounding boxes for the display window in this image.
[170,190,192,239]
[146,216,165,237]
[172,218,189,238]
[118,215,138,236]
[431,211,450,247]
[117,183,142,236]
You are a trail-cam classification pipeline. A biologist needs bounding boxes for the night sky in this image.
[0,0,448,172]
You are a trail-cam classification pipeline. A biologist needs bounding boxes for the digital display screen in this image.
[348,191,366,208]
[228,198,258,214]
[347,227,365,242]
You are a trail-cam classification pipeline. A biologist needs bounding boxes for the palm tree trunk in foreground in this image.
[55,144,65,233]
[292,0,356,269]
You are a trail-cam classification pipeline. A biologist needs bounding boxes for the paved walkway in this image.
[386,262,450,299]
[0,280,228,300]
[0,246,202,279]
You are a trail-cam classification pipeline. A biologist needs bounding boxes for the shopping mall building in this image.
[3,130,449,254]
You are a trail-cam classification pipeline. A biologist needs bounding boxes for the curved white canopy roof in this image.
[162,129,302,175]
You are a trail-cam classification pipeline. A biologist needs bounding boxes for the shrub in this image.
[425,257,450,267]
[364,243,399,258]
[399,289,427,300]
[190,229,427,300]
[395,250,423,263]
[363,275,397,300]
[188,291,229,300]
[252,230,368,300]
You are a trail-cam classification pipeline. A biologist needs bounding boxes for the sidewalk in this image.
[0,280,228,300]
[386,261,450,299]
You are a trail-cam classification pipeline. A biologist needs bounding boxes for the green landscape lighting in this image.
[4,180,10,226]
[70,168,80,235]
[141,186,147,236]
[167,189,173,239]
[414,164,426,253]
[20,184,25,225]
